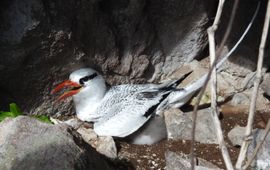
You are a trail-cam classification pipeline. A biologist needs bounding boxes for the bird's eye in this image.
[79,73,98,85]
[79,77,87,85]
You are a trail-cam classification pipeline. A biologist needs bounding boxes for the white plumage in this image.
[67,68,182,138]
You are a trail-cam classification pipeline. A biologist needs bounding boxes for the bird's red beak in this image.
[52,80,82,101]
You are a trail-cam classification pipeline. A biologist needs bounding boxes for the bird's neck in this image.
[73,81,107,122]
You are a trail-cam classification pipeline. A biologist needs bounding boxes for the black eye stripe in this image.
[79,73,98,85]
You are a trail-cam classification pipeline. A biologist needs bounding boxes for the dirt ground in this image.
[117,109,270,169]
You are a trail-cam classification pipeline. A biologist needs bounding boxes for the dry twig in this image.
[190,0,259,169]
[190,0,237,169]
[207,0,234,169]
[236,0,270,169]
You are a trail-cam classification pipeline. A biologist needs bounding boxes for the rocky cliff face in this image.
[0,0,268,116]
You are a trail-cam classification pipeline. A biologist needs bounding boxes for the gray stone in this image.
[96,136,117,159]
[230,93,250,106]
[221,46,256,78]
[241,72,256,89]
[63,117,85,129]
[77,127,98,144]
[0,116,113,170]
[262,73,270,96]
[164,108,217,144]
[165,151,222,170]
[51,117,117,159]
[228,127,270,169]
[227,125,247,147]
[130,55,150,78]
[247,129,270,170]
[78,127,117,159]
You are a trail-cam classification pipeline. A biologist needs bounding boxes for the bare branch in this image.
[208,27,234,170]
[207,0,234,168]
[190,0,234,169]
[190,1,259,169]
[236,0,270,169]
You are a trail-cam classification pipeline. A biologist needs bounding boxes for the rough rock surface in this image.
[228,89,270,113]
[51,117,118,159]
[228,125,260,147]
[0,116,114,170]
[230,93,250,106]
[164,108,217,144]
[0,0,216,116]
[247,129,270,170]
[227,125,246,147]
[262,73,270,97]
[165,151,222,170]
[78,127,117,159]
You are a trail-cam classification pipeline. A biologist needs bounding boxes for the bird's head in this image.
[52,68,103,101]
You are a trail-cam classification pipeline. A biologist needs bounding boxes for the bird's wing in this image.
[94,84,169,137]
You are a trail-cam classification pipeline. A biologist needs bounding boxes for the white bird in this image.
[52,68,188,139]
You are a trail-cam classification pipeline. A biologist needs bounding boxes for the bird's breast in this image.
[74,99,103,122]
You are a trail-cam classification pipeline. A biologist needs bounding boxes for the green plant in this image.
[0,103,22,122]
[0,103,52,124]
[31,115,52,124]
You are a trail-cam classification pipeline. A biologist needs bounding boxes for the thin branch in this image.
[243,119,270,169]
[190,0,238,168]
[191,1,259,169]
[208,26,234,170]
[236,0,270,169]
[207,0,234,168]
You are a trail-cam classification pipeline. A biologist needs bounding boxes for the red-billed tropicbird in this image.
[52,5,258,144]
[52,69,188,138]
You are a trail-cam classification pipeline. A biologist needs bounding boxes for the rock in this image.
[228,127,270,169]
[247,129,270,170]
[96,136,117,159]
[262,73,270,96]
[164,108,217,144]
[222,88,270,115]
[0,116,113,170]
[240,72,256,89]
[77,127,98,145]
[230,93,250,106]
[130,55,150,78]
[221,47,256,78]
[165,151,222,170]
[51,117,117,159]
[78,127,117,159]
[228,125,249,147]
[62,117,86,129]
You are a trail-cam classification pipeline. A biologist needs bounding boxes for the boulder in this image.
[227,125,246,147]
[0,116,114,170]
[78,127,117,159]
[247,129,270,170]
[262,73,270,97]
[164,108,218,144]
[228,125,260,147]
